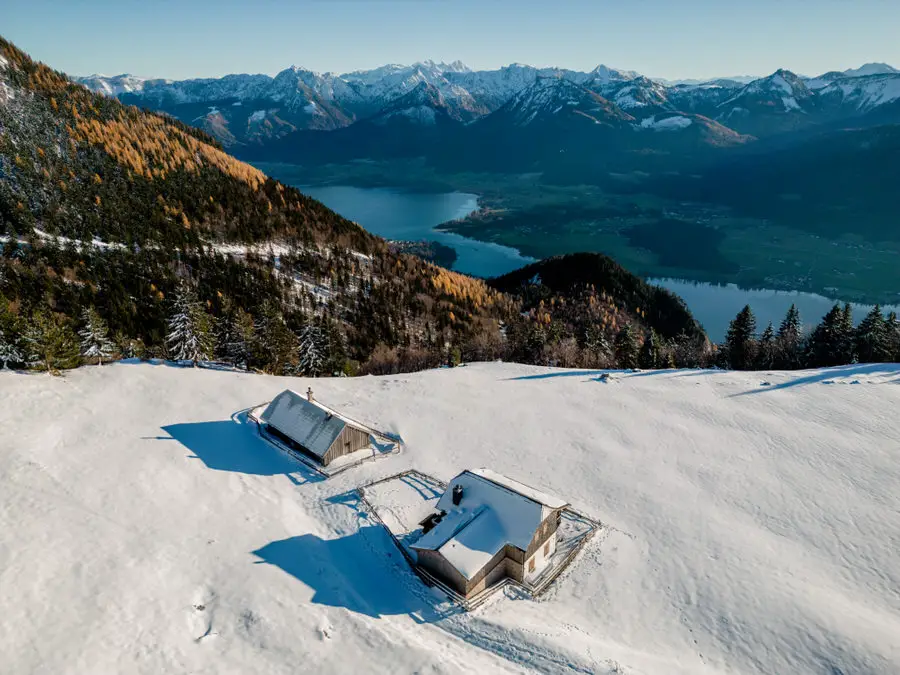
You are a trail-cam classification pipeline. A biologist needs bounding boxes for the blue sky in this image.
[5,0,900,80]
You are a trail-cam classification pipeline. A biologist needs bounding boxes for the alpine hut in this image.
[258,388,372,466]
[412,469,569,598]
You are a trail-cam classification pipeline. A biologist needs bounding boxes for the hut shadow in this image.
[252,530,455,623]
[156,412,323,485]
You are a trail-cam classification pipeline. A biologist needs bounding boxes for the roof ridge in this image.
[465,469,568,509]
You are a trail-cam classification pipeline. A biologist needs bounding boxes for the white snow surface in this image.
[640,115,693,130]
[2,362,900,674]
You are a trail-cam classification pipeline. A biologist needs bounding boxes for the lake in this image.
[652,279,899,342]
[299,185,535,277]
[297,185,897,341]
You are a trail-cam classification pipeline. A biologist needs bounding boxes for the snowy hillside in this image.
[2,362,899,674]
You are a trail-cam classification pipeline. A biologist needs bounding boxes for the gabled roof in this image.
[259,390,369,459]
[412,469,568,580]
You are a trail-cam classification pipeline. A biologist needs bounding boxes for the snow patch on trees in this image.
[78,307,115,365]
[165,283,213,366]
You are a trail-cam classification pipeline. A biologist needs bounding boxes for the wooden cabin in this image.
[259,388,372,466]
[412,469,568,598]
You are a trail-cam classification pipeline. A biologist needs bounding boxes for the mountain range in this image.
[75,61,900,148]
[0,36,705,378]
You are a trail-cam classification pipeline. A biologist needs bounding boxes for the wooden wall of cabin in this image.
[322,426,371,465]
[415,549,468,596]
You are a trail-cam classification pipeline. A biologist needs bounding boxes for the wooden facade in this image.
[267,421,370,466]
[321,424,371,465]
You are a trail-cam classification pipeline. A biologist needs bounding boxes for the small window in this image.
[544,542,550,556]
[528,557,535,573]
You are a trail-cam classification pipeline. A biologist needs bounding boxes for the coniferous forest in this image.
[0,37,897,377]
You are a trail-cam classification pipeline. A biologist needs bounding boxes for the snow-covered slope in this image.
[2,361,899,675]
[483,77,634,129]
[817,73,900,112]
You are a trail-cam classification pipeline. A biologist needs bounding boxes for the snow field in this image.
[1,361,899,674]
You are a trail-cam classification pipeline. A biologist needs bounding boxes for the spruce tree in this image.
[724,305,757,370]
[254,301,298,374]
[886,311,900,362]
[165,282,213,366]
[298,320,328,376]
[78,307,115,365]
[0,298,24,370]
[638,329,661,369]
[585,323,612,365]
[0,326,24,370]
[757,322,776,369]
[614,324,640,370]
[776,304,803,369]
[807,304,846,367]
[221,308,255,369]
[838,302,856,364]
[24,309,80,374]
[855,305,890,363]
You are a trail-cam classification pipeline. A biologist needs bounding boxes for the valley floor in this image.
[1,362,899,674]
[255,160,900,305]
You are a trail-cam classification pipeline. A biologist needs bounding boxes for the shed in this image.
[411,469,569,598]
[258,389,372,466]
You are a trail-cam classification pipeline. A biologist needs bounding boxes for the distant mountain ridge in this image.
[74,60,900,146]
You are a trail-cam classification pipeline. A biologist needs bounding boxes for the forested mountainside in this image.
[0,38,706,375]
[491,253,703,342]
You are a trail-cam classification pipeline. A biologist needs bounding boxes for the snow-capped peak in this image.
[841,62,899,78]
[587,64,641,83]
[722,69,813,112]
[497,77,632,127]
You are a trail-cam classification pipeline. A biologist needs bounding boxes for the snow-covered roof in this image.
[412,469,568,580]
[466,468,569,511]
[259,390,369,459]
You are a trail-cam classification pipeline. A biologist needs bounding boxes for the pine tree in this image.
[0,297,25,370]
[24,309,80,374]
[165,281,213,366]
[638,329,662,369]
[807,304,847,367]
[322,315,348,375]
[855,305,890,363]
[219,308,255,369]
[886,311,900,362]
[756,322,776,369]
[78,307,115,365]
[838,302,856,364]
[254,301,298,374]
[298,320,327,376]
[776,304,803,369]
[724,305,757,370]
[0,326,24,370]
[614,324,640,370]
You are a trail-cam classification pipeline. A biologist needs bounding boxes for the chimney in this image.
[306,387,314,402]
[452,484,463,506]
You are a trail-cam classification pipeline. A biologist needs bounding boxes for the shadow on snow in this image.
[731,363,900,397]
[154,411,323,485]
[251,528,455,622]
